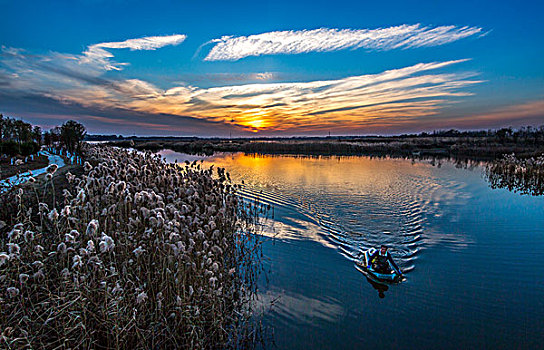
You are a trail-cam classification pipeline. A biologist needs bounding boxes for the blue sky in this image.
[0,0,543,136]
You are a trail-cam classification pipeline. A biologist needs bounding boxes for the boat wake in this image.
[236,161,474,275]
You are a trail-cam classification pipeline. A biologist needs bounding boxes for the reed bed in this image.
[0,145,263,349]
[485,153,544,196]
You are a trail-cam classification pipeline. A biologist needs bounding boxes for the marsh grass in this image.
[108,135,544,160]
[485,153,544,196]
[0,145,264,349]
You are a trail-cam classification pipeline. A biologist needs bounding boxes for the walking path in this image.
[0,151,66,193]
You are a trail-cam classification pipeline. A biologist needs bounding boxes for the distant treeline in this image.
[0,115,41,156]
[106,126,544,160]
[0,114,87,157]
[398,126,544,143]
[92,126,544,142]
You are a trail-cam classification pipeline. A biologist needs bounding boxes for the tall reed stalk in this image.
[0,145,264,349]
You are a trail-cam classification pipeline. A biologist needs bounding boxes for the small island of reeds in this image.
[486,153,544,196]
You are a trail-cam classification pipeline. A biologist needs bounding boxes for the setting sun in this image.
[235,109,275,131]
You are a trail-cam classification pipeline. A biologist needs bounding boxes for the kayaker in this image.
[368,245,402,276]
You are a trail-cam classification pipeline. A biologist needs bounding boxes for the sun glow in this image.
[0,46,480,133]
[236,109,275,131]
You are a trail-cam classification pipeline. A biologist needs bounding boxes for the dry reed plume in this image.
[486,153,544,196]
[0,145,263,349]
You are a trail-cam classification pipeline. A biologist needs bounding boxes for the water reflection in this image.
[366,277,389,299]
[160,150,478,272]
[193,153,475,265]
[260,289,344,324]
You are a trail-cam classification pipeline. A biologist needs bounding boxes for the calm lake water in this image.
[159,150,544,349]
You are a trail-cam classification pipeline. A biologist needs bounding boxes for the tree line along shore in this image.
[1,114,86,157]
[1,115,87,180]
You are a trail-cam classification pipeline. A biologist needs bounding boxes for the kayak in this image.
[355,248,402,283]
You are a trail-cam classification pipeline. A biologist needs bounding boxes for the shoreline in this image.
[106,136,544,161]
[0,154,49,180]
[0,151,67,193]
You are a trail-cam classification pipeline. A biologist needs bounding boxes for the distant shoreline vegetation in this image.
[102,126,544,160]
[102,127,544,196]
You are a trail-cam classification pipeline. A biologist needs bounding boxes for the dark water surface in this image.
[160,150,544,349]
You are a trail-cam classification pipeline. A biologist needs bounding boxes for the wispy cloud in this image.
[90,35,187,51]
[174,72,279,86]
[81,34,187,70]
[0,34,187,79]
[204,24,482,61]
[0,33,187,93]
[184,60,480,131]
[469,100,544,123]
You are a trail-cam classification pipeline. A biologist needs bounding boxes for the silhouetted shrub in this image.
[0,140,39,156]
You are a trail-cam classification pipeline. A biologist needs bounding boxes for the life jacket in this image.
[372,251,389,265]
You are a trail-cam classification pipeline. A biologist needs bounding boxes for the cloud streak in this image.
[204,24,483,61]
[440,100,544,129]
[0,33,187,95]
[81,34,187,70]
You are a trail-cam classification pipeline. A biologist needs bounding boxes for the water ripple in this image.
[164,152,476,274]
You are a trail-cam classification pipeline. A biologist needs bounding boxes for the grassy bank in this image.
[0,154,49,180]
[0,145,263,348]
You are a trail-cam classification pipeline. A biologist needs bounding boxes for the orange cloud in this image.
[467,100,544,123]
[44,60,480,132]
[1,43,481,133]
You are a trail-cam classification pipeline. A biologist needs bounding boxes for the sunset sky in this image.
[1,0,543,136]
